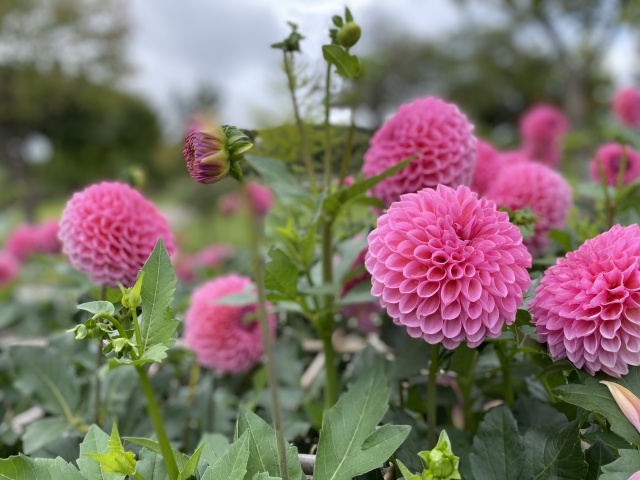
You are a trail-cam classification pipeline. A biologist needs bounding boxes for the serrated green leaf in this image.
[0,455,86,479]
[198,433,231,465]
[518,420,587,480]
[78,425,124,480]
[84,423,137,476]
[77,301,115,316]
[584,437,615,480]
[600,449,640,479]
[469,406,524,480]
[135,448,168,480]
[322,44,362,79]
[140,239,179,352]
[178,444,205,480]
[22,417,74,455]
[313,365,411,480]
[264,249,298,298]
[202,432,250,480]
[108,342,173,369]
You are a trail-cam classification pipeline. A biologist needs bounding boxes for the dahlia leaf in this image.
[469,406,524,480]
[322,44,362,79]
[518,420,588,480]
[599,449,640,479]
[77,301,116,317]
[235,407,306,480]
[22,418,74,456]
[251,473,281,480]
[584,437,615,480]
[78,425,124,480]
[264,249,298,298]
[202,431,249,480]
[139,239,179,353]
[0,455,87,479]
[178,444,205,480]
[107,343,172,369]
[313,365,411,480]
[245,155,313,205]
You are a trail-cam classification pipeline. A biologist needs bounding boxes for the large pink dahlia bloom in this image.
[530,224,640,377]
[362,97,477,206]
[183,274,276,374]
[590,143,640,187]
[613,87,640,129]
[485,162,572,256]
[470,141,502,196]
[59,182,176,287]
[365,185,531,348]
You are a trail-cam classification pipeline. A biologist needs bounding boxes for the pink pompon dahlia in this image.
[590,142,640,187]
[0,251,20,286]
[613,87,640,129]
[183,274,276,373]
[485,162,572,256]
[246,182,274,218]
[5,224,40,262]
[519,104,569,144]
[530,224,640,377]
[35,220,62,254]
[59,181,176,288]
[365,185,532,349]
[362,96,477,206]
[497,149,531,165]
[195,243,235,269]
[470,141,502,196]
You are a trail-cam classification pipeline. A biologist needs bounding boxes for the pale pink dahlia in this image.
[365,185,531,348]
[183,274,276,373]
[362,97,477,206]
[246,182,274,218]
[519,104,569,144]
[59,182,176,288]
[613,87,640,129]
[485,162,572,256]
[470,141,502,196]
[0,252,20,286]
[530,224,640,377]
[590,143,640,187]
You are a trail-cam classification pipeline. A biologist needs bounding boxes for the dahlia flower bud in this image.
[589,142,640,187]
[613,87,640,129]
[485,162,572,257]
[0,251,20,286]
[337,21,361,48]
[183,274,276,374]
[600,381,640,434]
[530,224,640,377]
[419,430,461,480]
[362,96,477,207]
[365,185,531,349]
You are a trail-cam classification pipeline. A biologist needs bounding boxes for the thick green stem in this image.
[323,63,332,187]
[283,51,317,195]
[338,111,356,188]
[428,346,440,449]
[242,184,290,480]
[496,344,514,408]
[132,309,143,353]
[320,219,338,408]
[136,366,179,480]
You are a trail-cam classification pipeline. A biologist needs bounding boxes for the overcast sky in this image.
[122,0,638,134]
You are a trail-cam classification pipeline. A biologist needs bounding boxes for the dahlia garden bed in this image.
[3,7,640,480]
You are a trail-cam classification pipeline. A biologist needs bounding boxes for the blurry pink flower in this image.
[519,104,569,144]
[470,140,502,196]
[195,243,235,269]
[343,175,355,187]
[183,274,276,374]
[630,472,640,480]
[485,162,572,256]
[600,381,640,433]
[613,87,640,129]
[5,224,40,262]
[341,248,382,334]
[362,96,477,206]
[59,181,176,287]
[590,143,640,187]
[365,185,531,349]
[174,254,197,282]
[522,141,562,167]
[530,224,640,377]
[497,149,531,165]
[218,192,242,216]
[35,220,62,254]
[246,182,274,218]
[0,251,20,286]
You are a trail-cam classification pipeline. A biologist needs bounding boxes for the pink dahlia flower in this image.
[246,182,274,218]
[590,143,640,187]
[362,96,477,206]
[183,274,276,374]
[530,224,640,377]
[613,87,640,129]
[59,182,176,288]
[341,248,382,334]
[522,141,562,167]
[195,243,235,269]
[519,104,569,144]
[365,185,531,349]
[35,221,62,254]
[5,224,40,262]
[174,253,197,282]
[0,251,20,286]
[497,149,531,165]
[485,162,572,256]
[470,141,502,196]
[218,192,242,216]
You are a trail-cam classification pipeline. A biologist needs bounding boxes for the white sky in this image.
[121,0,638,133]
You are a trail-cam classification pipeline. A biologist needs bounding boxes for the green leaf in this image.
[124,437,163,455]
[77,301,115,316]
[245,155,313,205]
[84,424,137,476]
[313,365,411,480]
[0,455,86,479]
[469,406,524,480]
[264,249,298,298]
[322,44,362,79]
[518,420,588,480]
[135,448,168,480]
[584,437,615,480]
[555,367,640,446]
[108,342,173,369]
[251,473,281,480]
[202,432,250,480]
[139,239,179,353]
[78,425,124,480]
[600,449,640,480]
[235,408,306,480]
[22,417,74,455]
[179,444,205,480]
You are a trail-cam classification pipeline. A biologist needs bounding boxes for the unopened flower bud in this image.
[337,21,361,48]
[183,127,231,184]
[419,431,461,480]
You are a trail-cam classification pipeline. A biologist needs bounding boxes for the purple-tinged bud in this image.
[183,127,230,184]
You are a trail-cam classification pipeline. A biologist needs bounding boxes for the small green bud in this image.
[112,338,127,353]
[337,21,361,48]
[418,431,461,480]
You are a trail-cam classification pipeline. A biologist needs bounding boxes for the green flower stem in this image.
[132,309,143,354]
[136,365,180,480]
[428,345,440,449]
[338,110,356,188]
[283,51,317,195]
[95,285,107,426]
[496,343,514,407]
[596,158,615,229]
[242,184,290,480]
[323,63,333,187]
[320,218,338,408]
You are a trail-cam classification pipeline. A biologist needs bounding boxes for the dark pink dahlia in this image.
[59,182,176,287]
[5,224,40,262]
[590,142,640,187]
[183,274,276,374]
[365,185,531,349]
[530,224,640,377]
[485,162,572,256]
[613,87,640,129]
[362,96,477,206]
[519,104,569,144]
